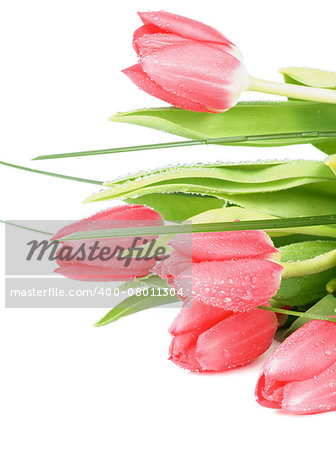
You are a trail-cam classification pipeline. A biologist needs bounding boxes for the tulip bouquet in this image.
[3,10,336,415]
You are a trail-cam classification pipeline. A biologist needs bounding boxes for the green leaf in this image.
[280,67,336,89]
[95,276,180,327]
[280,68,336,154]
[87,159,335,199]
[111,102,336,152]
[274,241,336,306]
[126,193,226,221]
[190,206,336,240]
[84,159,336,221]
[284,294,336,336]
[315,142,336,155]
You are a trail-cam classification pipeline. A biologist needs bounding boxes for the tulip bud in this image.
[52,204,163,281]
[154,230,283,311]
[256,319,336,414]
[170,300,277,371]
[123,11,250,113]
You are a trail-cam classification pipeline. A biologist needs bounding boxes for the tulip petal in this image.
[195,309,277,371]
[263,320,336,382]
[133,24,163,53]
[141,42,249,111]
[173,259,283,311]
[282,361,336,414]
[122,64,208,112]
[168,231,278,262]
[255,374,285,409]
[169,332,202,371]
[134,32,192,57]
[153,251,190,281]
[52,204,162,241]
[138,11,231,45]
[52,205,163,281]
[169,300,232,335]
[55,263,150,281]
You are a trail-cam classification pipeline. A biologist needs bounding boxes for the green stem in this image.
[249,76,336,103]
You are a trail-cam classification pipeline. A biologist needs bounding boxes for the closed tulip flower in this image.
[169,300,277,372]
[256,319,336,414]
[123,11,336,112]
[154,230,283,311]
[52,204,163,281]
[123,11,250,112]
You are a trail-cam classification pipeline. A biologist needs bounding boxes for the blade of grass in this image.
[0,161,103,185]
[59,215,336,241]
[32,131,336,160]
[259,305,336,323]
[0,219,53,236]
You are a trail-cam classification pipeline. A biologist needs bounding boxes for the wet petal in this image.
[169,230,278,262]
[52,204,162,241]
[133,24,163,53]
[195,309,277,371]
[169,300,232,335]
[169,332,201,371]
[134,32,192,57]
[174,259,283,311]
[141,42,249,112]
[282,360,336,414]
[263,320,336,382]
[138,11,231,44]
[55,263,149,281]
[122,64,208,112]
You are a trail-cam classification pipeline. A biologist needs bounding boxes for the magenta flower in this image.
[170,300,277,372]
[154,230,283,311]
[52,204,163,281]
[256,320,336,414]
[123,11,249,112]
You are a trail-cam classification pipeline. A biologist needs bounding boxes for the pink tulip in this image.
[255,320,336,414]
[154,230,283,311]
[52,204,163,281]
[169,300,277,371]
[123,11,249,112]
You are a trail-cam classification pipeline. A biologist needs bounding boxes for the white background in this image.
[1,1,335,448]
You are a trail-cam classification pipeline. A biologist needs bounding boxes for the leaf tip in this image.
[325,154,336,175]
[110,112,125,122]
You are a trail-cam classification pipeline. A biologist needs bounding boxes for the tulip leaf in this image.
[126,193,226,221]
[95,276,180,327]
[189,206,336,240]
[84,159,336,221]
[111,102,336,154]
[274,241,336,306]
[280,67,336,89]
[280,68,336,154]
[284,294,336,337]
